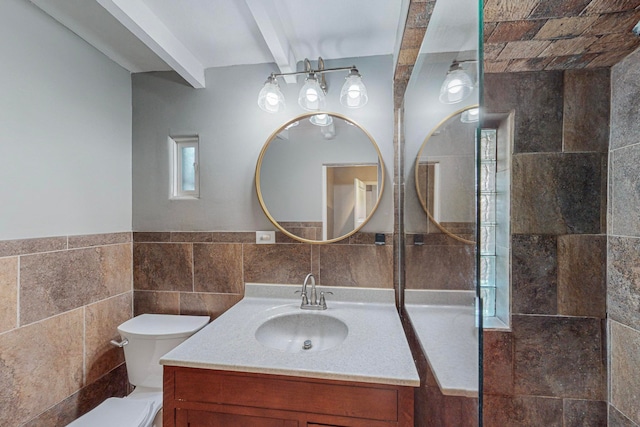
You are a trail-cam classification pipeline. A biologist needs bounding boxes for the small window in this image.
[170,136,199,199]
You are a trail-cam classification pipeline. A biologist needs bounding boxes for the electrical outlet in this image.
[256,231,275,244]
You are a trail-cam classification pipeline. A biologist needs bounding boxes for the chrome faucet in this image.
[297,273,331,310]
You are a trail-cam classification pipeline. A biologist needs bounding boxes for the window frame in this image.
[170,135,200,200]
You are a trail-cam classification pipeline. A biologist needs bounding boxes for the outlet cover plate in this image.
[256,231,276,244]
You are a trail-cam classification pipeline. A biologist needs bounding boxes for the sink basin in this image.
[255,312,348,353]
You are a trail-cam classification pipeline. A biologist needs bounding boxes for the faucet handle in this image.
[295,289,309,307]
[319,291,333,309]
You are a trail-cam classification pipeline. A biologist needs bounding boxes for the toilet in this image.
[67,314,210,427]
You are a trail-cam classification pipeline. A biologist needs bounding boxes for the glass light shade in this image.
[460,107,480,123]
[309,113,333,126]
[257,77,285,113]
[298,74,326,111]
[439,67,474,104]
[340,70,368,108]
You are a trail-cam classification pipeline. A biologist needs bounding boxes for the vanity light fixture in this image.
[257,57,368,113]
[439,61,475,104]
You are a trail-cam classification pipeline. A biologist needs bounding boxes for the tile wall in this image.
[608,47,640,427]
[132,231,394,317]
[482,69,609,426]
[0,233,132,426]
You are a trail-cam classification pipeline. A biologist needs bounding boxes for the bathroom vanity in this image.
[164,367,413,426]
[160,284,419,427]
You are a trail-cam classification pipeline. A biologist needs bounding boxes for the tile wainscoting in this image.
[0,232,133,426]
[132,231,395,318]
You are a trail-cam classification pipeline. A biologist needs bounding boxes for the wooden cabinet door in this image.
[178,409,298,427]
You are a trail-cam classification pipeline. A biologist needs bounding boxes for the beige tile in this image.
[484,0,540,22]
[486,20,546,43]
[484,59,510,73]
[534,16,599,40]
[513,315,605,400]
[319,244,393,288]
[506,57,552,72]
[405,244,475,290]
[133,243,193,291]
[20,244,132,325]
[23,364,129,427]
[67,232,131,249]
[587,33,640,54]
[584,0,639,14]
[0,309,84,426]
[210,232,255,243]
[134,290,180,315]
[400,28,426,49]
[584,11,640,36]
[133,232,171,242]
[0,257,18,333]
[0,236,66,258]
[170,232,213,243]
[243,244,312,284]
[85,293,133,384]
[179,292,242,319]
[557,235,606,318]
[194,244,243,293]
[497,40,551,60]
[398,48,420,66]
[539,36,598,57]
[611,320,640,425]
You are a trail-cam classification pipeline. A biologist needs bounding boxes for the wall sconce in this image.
[258,57,368,114]
[439,61,475,104]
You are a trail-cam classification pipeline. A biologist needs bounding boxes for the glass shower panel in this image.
[401,0,482,424]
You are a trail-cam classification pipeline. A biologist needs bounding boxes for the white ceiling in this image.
[28,0,407,88]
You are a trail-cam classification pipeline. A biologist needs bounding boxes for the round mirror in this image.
[415,105,478,244]
[256,112,385,243]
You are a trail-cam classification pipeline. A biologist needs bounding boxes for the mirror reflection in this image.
[256,113,384,243]
[415,106,479,244]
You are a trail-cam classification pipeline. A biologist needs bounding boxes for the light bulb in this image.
[439,64,474,104]
[340,69,368,108]
[305,87,319,103]
[298,74,326,111]
[266,92,279,106]
[257,76,285,113]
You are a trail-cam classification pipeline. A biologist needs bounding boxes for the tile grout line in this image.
[16,256,20,328]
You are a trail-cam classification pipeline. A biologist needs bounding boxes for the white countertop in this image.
[405,290,479,397]
[160,283,420,387]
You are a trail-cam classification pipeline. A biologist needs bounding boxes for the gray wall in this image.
[132,56,394,233]
[0,0,132,240]
[403,55,479,233]
[608,47,640,427]
[260,120,379,221]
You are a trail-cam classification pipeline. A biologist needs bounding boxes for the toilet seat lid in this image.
[66,397,156,427]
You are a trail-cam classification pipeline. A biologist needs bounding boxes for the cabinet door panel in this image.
[184,409,298,427]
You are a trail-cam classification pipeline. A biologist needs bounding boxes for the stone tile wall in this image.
[482,69,609,425]
[132,231,394,318]
[0,233,133,426]
[608,47,640,427]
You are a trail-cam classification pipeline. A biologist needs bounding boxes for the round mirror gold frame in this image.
[256,112,385,244]
[414,105,479,245]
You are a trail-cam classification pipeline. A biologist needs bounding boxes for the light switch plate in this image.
[256,231,276,244]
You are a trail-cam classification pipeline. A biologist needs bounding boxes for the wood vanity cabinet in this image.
[164,366,414,427]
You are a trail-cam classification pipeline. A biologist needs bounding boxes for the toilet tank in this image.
[117,314,210,389]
